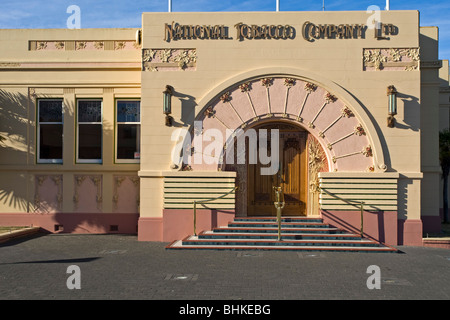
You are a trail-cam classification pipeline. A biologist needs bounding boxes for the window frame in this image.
[76,98,103,164]
[37,98,64,164]
[114,99,141,164]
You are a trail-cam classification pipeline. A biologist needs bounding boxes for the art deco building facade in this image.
[0,10,448,247]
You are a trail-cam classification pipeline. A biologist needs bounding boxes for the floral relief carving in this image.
[34,175,63,212]
[261,78,273,88]
[94,41,104,50]
[37,41,47,50]
[113,176,140,211]
[325,92,337,104]
[390,48,402,62]
[174,49,197,69]
[308,138,326,194]
[405,48,420,61]
[220,92,231,103]
[363,145,373,157]
[73,175,102,211]
[284,78,296,88]
[204,106,215,117]
[354,124,366,136]
[160,49,172,62]
[304,82,317,93]
[30,40,138,51]
[115,41,126,50]
[181,164,193,171]
[76,41,87,50]
[142,48,197,71]
[55,42,65,50]
[239,82,251,92]
[363,48,420,71]
[364,49,387,70]
[0,62,21,67]
[341,106,354,118]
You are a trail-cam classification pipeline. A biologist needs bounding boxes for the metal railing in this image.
[273,186,285,241]
[193,186,238,236]
[320,188,365,237]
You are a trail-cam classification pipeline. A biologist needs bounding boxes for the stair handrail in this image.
[320,187,365,237]
[193,186,239,236]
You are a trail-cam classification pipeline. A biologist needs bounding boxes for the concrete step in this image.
[212,226,345,234]
[227,221,332,228]
[234,217,323,223]
[167,238,398,253]
[182,236,382,247]
[165,216,398,253]
[198,230,362,240]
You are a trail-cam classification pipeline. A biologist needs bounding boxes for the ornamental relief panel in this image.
[29,40,140,51]
[73,175,102,212]
[113,175,140,213]
[34,175,63,213]
[188,77,376,173]
[142,48,197,71]
[363,48,420,71]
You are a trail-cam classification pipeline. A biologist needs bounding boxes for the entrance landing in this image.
[166,216,398,253]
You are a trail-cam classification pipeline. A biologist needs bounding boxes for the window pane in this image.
[39,100,62,122]
[117,124,140,159]
[78,100,102,123]
[78,124,102,160]
[117,101,140,123]
[39,124,63,160]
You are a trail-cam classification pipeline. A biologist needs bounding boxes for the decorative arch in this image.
[176,68,386,173]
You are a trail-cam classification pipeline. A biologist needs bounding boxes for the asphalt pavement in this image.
[0,232,449,309]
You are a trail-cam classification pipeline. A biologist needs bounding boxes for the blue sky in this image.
[1,0,449,59]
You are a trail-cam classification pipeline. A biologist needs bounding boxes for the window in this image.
[116,100,140,163]
[77,100,102,163]
[37,99,63,164]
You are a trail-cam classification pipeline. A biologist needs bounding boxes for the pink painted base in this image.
[138,209,235,242]
[137,217,162,241]
[321,210,398,246]
[397,219,423,246]
[423,239,450,249]
[0,213,138,234]
[163,209,235,242]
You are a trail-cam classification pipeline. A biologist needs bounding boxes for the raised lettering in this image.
[164,21,174,42]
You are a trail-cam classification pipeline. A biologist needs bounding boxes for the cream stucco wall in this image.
[0,10,447,241]
[0,28,142,228]
[138,11,428,227]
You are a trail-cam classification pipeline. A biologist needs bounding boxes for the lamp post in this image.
[387,85,397,128]
[163,85,174,126]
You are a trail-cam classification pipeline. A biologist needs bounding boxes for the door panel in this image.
[281,133,307,215]
[247,128,307,216]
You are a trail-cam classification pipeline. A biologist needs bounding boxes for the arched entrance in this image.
[179,73,385,217]
[245,122,308,216]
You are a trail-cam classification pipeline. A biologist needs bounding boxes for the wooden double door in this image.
[247,128,308,216]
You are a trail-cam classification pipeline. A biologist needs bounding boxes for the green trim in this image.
[320,209,397,212]
[164,192,236,194]
[320,183,397,185]
[164,181,235,184]
[113,98,141,164]
[320,198,397,202]
[75,98,103,164]
[164,207,234,210]
[164,202,234,205]
[320,188,397,190]
[320,193,397,196]
[36,98,64,165]
[164,187,234,190]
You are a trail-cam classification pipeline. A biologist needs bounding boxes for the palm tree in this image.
[439,129,450,223]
